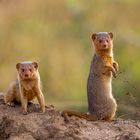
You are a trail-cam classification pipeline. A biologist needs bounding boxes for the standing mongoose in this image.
[62,32,118,121]
[4,61,45,115]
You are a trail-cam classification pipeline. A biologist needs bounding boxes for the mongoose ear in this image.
[16,63,20,70]
[33,62,38,69]
[108,32,113,39]
[91,33,97,41]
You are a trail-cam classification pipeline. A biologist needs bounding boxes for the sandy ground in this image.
[0,95,140,140]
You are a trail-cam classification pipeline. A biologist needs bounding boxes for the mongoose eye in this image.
[29,69,32,72]
[22,69,25,72]
[106,40,109,43]
[99,40,102,43]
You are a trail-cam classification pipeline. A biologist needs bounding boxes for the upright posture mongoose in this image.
[4,61,45,115]
[62,32,118,121]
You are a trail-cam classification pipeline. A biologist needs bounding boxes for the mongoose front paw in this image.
[112,72,117,78]
[104,65,116,78]
[113,62,118,73]
[22,110,28,115]
[40,108,45,114]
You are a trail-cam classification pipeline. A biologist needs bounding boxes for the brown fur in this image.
[4,61,45,115]
[62,110,97,122]
[62,32,118,121]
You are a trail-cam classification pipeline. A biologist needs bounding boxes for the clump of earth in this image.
[0,95,139,140]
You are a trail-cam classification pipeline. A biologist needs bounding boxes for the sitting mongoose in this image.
[4,61,45,115]
[62,32,118,121]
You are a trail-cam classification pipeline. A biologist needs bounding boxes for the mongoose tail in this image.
[62,110,97,122]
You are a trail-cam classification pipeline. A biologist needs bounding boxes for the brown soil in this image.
[0,95,140,140]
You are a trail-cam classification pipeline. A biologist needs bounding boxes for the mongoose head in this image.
[16,61,39,81]
[92,32,113,51]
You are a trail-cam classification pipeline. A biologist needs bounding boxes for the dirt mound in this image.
[0,95,140,140]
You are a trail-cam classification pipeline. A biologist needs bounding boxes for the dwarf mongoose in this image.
[4,61,45,115]
[62,32,118,121]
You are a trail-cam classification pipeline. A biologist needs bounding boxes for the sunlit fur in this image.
[62,32,118,121]
[87,32,118,120]
[4,61,45,114]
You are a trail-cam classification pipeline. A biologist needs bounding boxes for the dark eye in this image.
[22,69,25,72]
[29,69,32,72]
[106,40,109,43]
[99,40,102,43]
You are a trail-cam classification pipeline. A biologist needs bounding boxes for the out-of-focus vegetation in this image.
[0,0,140,119]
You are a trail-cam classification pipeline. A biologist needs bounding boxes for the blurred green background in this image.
[0,0,139,120]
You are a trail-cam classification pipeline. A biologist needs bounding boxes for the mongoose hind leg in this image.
[4,81,18,107]
[4,93,15,107]
[7,102,15,107]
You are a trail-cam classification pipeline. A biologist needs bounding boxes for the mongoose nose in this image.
[103,44,107,48]
[25,74,29,77]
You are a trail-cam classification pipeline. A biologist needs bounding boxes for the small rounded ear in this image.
[16,63,20,70]
[108,32,113,39]
[33,62,38,69]
[91,33,97,41]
